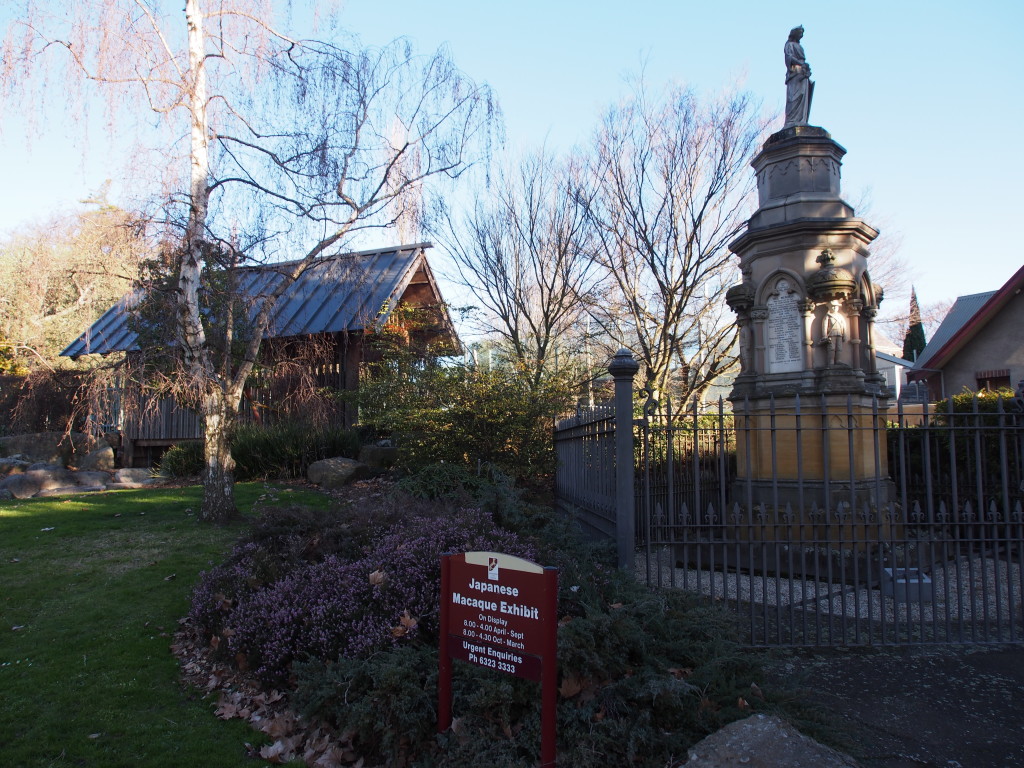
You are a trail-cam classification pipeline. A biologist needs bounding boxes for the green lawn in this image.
[0,483,324,768]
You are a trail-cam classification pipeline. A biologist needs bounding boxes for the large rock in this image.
[0,457,29,477]
[685,715,860,768]
[358,443,399,470]
[0,465,78,499]
[73,470,113,487]
[112,468,156,487]
[77,445,116,472]
[307,457,370,489]
[0,432,89,465]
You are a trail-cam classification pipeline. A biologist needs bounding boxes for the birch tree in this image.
[2,1,494,521]
[581,85,768,410]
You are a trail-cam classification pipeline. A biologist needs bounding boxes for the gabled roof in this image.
[876,351,914,369]
[872,328,903,358]
[910,263,1024,377]
[61,243,454,357]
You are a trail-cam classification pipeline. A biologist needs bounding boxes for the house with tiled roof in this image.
[907,265,1024,401]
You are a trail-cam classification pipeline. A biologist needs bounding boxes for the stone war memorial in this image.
[726,25,891,512]
[557,26,1024,650]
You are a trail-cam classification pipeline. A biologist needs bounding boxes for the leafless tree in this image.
[432,150,598,390]
[0,200,148,369]
[580,84,769,411]
[3,0,494,521]
[845,193,950,347]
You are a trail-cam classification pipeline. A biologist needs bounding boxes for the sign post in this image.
[439,551,558,767]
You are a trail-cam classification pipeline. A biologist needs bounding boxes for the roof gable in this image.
[61,243,451,357]
[911,263,1024,374]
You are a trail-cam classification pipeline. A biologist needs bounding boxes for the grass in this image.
[0,483,328,768]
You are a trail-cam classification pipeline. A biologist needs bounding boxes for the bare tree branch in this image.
[581,83,769,411]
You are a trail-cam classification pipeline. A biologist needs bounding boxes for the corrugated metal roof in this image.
[61,243,437,357]
[912,290,997,371]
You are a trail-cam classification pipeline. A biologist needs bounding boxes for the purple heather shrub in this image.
[189,541,289,637]
[214,504,535,685]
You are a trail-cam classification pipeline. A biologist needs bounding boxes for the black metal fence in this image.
[554,354,1024,647]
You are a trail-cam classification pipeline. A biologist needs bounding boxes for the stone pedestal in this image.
[731,392,893,511]
[727,125,891,511]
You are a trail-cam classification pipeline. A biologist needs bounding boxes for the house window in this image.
[975,369,1011,392]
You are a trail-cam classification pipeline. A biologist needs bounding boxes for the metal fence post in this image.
[608,349,639,569]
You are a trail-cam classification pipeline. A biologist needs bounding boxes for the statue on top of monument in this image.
[784,26,813,128]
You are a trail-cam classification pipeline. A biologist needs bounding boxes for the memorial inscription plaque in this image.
[766,278,803,373]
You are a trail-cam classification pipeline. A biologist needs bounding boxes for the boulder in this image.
[685,715,860,768]
[77,445,116,472]
[0,431,89,465]
[0,465,77,499]
[358,443,399,470]
[307,457,370,489]
[0,474,41,499]
[0,457,29,477]
[73,471,113,487]
[113,468,155,485]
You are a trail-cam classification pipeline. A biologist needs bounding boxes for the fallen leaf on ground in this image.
[559,676,584,698]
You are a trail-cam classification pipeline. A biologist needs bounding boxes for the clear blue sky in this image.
[2,0,1022,310]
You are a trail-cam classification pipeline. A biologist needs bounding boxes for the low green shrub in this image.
[293,568,759,767]
[396,461,493,500]
[230,422,360,480]
[190,469,772,766]
[156,424,361,480]
[158,440,204,477]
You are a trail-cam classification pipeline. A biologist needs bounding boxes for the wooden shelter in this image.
[61,243,458,466]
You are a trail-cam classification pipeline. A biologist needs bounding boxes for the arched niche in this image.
[759,271,807,374]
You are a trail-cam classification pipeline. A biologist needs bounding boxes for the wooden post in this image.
[438,554,453,733]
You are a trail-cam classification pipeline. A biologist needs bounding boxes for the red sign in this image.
[438,551,558,766]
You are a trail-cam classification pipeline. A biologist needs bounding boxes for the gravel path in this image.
[636,550,1023,643]
[638,550,1024,767]
[761,645,1024,768]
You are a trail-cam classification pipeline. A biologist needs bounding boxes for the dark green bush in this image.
[292,569,760,767]
[396,461,493,500]
[230,421,360,479]
[932,387,1018,423]
[157,440,204,477]
[357,352,577,481]
[157,424,361,480]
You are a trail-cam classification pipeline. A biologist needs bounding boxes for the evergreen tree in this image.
[902,287,927,362]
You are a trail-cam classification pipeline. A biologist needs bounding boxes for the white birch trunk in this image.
[182,0,237,523]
